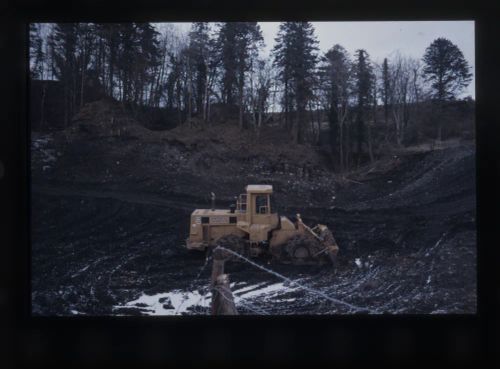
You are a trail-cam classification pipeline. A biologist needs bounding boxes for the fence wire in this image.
[175,254,213,314]
[213,285,270,315]
[215,246,379,314]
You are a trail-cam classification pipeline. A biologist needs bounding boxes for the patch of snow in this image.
[113,281,299,316]
[234,282,297,301]
[71,264,91,278]
[40,149,57,163]
[430,309,448,314]
[113,290,212,315]
[232,282,267,295]
[274,297,296,303]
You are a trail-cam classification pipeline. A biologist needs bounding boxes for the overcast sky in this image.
[168,21,475,98]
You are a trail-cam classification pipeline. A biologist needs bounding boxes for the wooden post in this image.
[210,248,238,315]
[212,274,238,315]
[211,257,225,288]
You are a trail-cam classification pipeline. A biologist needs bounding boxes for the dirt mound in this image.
[164,120,327,175]
[65,99,325,173]
[334,144,476,211]
[36,99,475,214]
[65,98,155,140]
[36,98,476,214]
[35,98,336,209]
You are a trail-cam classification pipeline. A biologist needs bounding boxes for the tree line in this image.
[30,22,473,170]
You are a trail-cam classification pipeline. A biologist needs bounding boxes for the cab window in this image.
[255,195,269,214]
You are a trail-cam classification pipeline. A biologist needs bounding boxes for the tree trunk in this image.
[203,76,209,123]
[315,101,322,145]
[345,123,350,171]
[109,42,116,99]
[207,98,211,126]
[295,109,301,144]
[257,97,262,138]
[284,80,289,130]
[367,124,374,163]
[40,83,46,131]
[339,121,344,172]
[188,84,192,127]
[393,108,402,146]
[437,101,444,141]
[80,53,86,108]
[384,100,388,126]
[177,82,182,126]
[238,79,244,129]
[71,63,77,123]
[356,115,363,166]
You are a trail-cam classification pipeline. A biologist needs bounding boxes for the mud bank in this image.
[31,108,476,315]
[31,151,476,315]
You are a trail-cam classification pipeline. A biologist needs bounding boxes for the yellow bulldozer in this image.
[186,185,339,265]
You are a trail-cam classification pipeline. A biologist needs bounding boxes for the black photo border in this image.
[1,0,499,367]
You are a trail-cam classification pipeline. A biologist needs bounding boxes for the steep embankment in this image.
[33,98,338,208]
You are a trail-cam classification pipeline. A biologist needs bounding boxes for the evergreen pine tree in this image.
[422,37,472,102]
[422,38,472,141]
[319,44,351,168]
[29,23,45,79]
[381,57,390,125]
[216,22,263,128]
[352,49,374,163]
[188,22,211,116]
[272,22,319,143]
[48,23,79,126]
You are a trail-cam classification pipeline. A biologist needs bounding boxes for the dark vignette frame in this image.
[1,0,499,367]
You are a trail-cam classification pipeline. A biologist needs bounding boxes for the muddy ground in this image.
[31,99,476,315]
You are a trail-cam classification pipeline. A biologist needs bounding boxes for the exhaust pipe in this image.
[211,192,216,211]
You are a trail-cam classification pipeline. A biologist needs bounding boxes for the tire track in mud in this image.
[32,185,222,315]
[31,182,476,315]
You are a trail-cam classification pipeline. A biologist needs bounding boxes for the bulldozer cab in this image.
[236,185,274,219]
[235,185,279,242]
